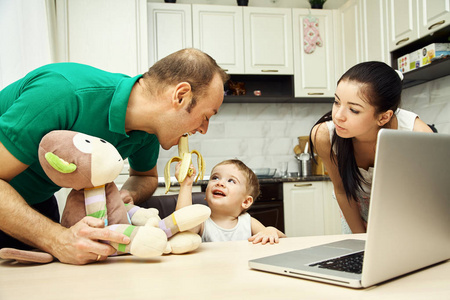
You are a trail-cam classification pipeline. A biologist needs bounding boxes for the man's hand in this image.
[52,216,131,265]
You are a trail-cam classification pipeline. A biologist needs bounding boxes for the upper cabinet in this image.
[243,7,294,74]
[147,3,192,66]
[335,0,362,76]
[192,5,244,74]
[387,0,450,51]
[359,0,390,63]
[387,0,419,51]
[148,4,293,75]
[418,0,450,37]
[387,0,450,88]
[292,9,335,98]
[55,0,148,75]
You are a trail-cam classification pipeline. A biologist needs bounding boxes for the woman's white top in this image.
[201,213,252,242]
[325,109,418,233]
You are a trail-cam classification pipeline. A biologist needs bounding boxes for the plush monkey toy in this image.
[0,130,210,264]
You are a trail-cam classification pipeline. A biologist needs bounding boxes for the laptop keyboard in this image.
[309,251,364,274]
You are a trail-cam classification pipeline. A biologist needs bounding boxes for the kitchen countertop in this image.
[158,175,330,187]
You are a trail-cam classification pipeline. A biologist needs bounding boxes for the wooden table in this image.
[1,234,449,300]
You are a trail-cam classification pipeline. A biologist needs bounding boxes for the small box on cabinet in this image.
[421,43,450,66]
[397,54,410,73]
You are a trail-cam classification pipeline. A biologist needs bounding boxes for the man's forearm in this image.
[120,175,158,205]
[0,179,64,252]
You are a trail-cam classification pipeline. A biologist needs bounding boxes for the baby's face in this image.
[205,164,249,215]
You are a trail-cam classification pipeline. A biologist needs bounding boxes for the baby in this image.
[175,159,286,244]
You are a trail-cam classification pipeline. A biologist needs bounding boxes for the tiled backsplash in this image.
[401,75,450,135]
[157,75,450,177]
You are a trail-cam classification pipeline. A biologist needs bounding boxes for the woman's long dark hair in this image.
[309,61,403,202]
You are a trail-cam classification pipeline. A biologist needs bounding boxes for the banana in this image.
[164,134,205,194]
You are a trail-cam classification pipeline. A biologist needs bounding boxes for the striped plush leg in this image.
[107,223,167,258]
[124,203,160,226]
[159,205,211,238]
[84,185,108,225]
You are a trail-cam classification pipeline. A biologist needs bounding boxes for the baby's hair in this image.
[212,159,260,201]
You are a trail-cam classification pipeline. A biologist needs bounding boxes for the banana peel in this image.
[164,134,205,194]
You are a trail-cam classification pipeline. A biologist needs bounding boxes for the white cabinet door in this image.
[193,5,244,74]
[359,0,390,64]
[56,0,145,75]
[243,7,293,74]
[147,3,192,66]
[418,0,450,37]
[283,182,325,237]
[292,9,335,98]
[387,0,420,51]
[335,0,362,76]
[322,181,341,235]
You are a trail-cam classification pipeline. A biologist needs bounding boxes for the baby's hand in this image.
[175,161,196,186]
[248,227,286,245]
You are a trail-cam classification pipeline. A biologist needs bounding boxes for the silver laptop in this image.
[249,129,450,288]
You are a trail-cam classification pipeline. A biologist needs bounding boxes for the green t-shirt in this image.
[0,63,160,205]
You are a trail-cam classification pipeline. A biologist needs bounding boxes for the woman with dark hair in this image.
[309,61,432,234]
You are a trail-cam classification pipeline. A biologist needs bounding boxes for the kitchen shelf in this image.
[402,57,450,89]
[224,74,333,103]
[391,24,450,89]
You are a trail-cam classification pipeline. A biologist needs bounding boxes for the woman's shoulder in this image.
[311,121,332,151]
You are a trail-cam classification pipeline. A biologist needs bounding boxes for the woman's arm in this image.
[311,123,366,233]
[413,117,433,132]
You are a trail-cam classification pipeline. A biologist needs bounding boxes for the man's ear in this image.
[172,82,192,106]
[242,195,254,210]
[377,109,394,127]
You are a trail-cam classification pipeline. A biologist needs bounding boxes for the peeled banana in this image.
[164,134,205,194]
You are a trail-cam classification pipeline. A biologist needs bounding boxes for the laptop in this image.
[249,129,450,288]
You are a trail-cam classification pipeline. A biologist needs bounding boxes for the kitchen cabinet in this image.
[243,7,294,74]
[192,5,244,74]
[359,0,390,63]
[54,0,148,75]
[335,0,362,76]
[418,0,450,38]
[390,24,450,89]
[387,0,420,51]
[292,9,335,98]
[283,181,341,237]
[147,2,192,66]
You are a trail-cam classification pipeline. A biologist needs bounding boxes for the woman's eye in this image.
[350,109,360,114]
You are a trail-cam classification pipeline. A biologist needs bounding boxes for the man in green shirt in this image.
[0,48,229,264]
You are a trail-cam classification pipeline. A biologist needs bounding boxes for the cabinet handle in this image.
[294,183,313,188]
[261,70,279,73]
[308,92,324,95]
[395,37,409,46]
[428,20,445,30]
[222,69,229,72]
